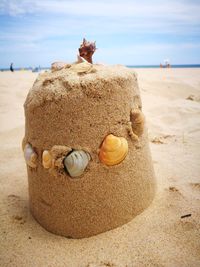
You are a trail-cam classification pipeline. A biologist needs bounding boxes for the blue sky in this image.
[0,0,200,68]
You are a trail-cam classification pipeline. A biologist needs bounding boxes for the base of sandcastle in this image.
[23,64,156,238]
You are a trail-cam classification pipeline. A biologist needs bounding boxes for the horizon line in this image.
[1,63,200,70]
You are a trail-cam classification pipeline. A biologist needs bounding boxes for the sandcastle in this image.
[23,39,156,238]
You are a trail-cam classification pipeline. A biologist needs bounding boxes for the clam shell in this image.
[24,143,37,168]
[99,134,128,166]
[42,150,52,169]
[70,62,94,74]
[64,150,91,177]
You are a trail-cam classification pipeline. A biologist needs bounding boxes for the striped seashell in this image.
[24,143,37,168]
[130,108,145,137]
[64,150,91,177]
[42,150,52,169]
[69,62,94,74]
[99,134,128,166]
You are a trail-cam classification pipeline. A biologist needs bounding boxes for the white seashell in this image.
[24,143,37,168]
[64,150,90,177]
[76,55,87,63]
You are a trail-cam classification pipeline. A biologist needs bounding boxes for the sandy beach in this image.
[0,68,200,266]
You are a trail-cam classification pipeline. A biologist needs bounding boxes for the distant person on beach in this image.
[10,63,14,72]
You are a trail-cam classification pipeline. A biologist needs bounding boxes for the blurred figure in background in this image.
[10,63,14,72]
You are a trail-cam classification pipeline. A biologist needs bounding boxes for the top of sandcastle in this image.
[25,39,137,109]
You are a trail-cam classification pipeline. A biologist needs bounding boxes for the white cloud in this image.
[0,0,199,46]
[1,0,200,23]
[0,0,200,39]
[0,0,38,16]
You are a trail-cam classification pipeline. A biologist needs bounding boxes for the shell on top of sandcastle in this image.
[23,39,156,238]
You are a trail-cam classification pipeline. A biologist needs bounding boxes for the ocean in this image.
[1,64,200,71]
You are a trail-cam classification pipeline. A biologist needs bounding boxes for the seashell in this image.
[70,62,94,74]
[99,134,128,166]
[64,150,91,177]
[24,143,37,168]
[51,61,71,71]
[42,150,52,169]
[79,38,96,64]
[76,55,87,63]
[130,108,145,137]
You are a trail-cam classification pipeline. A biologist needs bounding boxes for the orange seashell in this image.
[42,150,52,169]
[99,134,128,166]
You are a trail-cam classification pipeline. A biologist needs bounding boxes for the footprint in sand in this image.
[87,262,116,267]
[186,95,200,102]
[188,183,200,199]
[150,135,176,144]
[7,194,28,222]
[189,182,200,189]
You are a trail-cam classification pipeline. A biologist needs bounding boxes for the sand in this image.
[0,68,200,266]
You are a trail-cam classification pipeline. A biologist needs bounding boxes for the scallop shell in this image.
[64,150,91,177]
[24,143,37,168]
[42,150,52,169]
[99,134,128,166]
[70,62,94,74]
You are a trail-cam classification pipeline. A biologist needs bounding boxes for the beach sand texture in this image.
[0,68,200,266]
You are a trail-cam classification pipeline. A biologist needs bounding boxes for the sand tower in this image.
[23,39,156,238]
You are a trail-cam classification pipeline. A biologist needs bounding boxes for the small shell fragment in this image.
[42,150,52,169]
[76,55,87,63]
[24,143,37,168]
[69,62,94,74]
[130,108,145,137]
[99,134,128,166]
[51,62,71,72]
[64,150,91,177]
